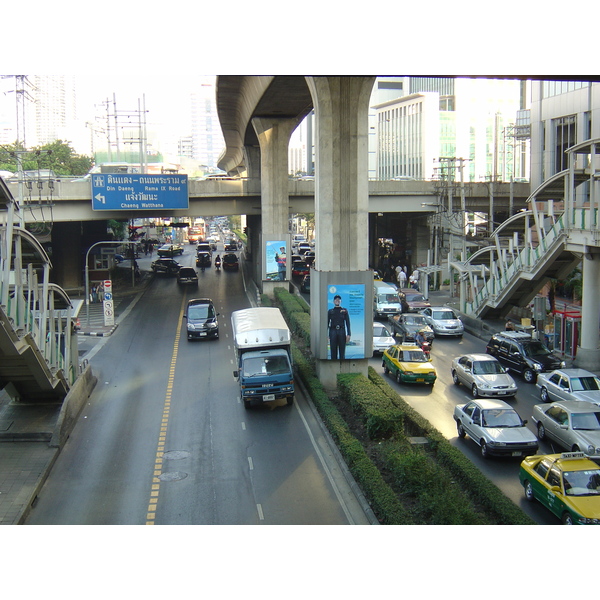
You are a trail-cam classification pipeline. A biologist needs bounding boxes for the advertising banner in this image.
[326,283,366,359]
[264,240,288,281]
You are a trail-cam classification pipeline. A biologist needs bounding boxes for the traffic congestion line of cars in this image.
[371,295,600,523]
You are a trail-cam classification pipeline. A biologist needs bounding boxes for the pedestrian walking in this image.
[398,268,407,288]
[395,264,403,285]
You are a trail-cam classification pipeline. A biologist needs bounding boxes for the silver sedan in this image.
[532,400,600,457]
[420,306,464,337]
[454,398,538,458]
[536,368,600,405]
[451,353,518,398]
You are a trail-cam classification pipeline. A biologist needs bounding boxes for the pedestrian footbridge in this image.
[452,139,600,369]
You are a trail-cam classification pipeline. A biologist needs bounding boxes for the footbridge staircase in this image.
[1,179,79,403]
[453,139,600,323]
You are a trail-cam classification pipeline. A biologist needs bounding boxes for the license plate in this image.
[263,394,275,401]
[199,332,207,336]
[512,451,522,457]
[416,378,424,382]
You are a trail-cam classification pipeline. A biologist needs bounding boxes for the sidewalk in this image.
[0,275,150,524]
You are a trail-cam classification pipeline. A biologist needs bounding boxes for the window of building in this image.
[554,115,576,173]
[542,80,589,98]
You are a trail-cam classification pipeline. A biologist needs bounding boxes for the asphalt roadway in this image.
[0,263,579,525]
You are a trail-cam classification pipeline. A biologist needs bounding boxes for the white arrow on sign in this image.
[95,192,106,204]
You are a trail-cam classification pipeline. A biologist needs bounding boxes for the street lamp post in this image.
[85,240,137,327]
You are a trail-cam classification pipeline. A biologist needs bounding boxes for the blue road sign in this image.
[91,173,189,211]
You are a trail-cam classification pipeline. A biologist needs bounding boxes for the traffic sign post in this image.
[103,279,114,326]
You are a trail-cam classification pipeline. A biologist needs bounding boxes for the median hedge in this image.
[271,286,534,525]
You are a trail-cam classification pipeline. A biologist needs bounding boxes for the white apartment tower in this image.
[190,81,225,168]
[28,75,77,147]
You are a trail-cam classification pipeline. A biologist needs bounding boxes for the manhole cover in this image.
[162,450,190,460]
[159,471,188,482]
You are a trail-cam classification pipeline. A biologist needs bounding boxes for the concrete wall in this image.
[50,363,97,448]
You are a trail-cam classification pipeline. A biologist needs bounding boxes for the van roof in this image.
[374,281,398,290]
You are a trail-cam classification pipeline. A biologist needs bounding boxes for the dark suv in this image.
[485,331,565,383]
[184,298,219,341]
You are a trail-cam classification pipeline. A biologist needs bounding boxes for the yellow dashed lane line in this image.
[146,294,187,525]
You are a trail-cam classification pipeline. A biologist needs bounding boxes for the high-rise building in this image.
[28,75,77,147]
[529,80,596,188]
[371,76,526,182]
[190,80,225,169]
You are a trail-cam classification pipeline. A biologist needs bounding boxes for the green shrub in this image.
[273,286,534,525]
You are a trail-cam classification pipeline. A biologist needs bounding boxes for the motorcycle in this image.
[215,257,221,271]
[421,340,431,360]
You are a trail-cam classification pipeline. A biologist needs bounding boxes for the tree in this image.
[107,220,127,240]
[0,140,93,176]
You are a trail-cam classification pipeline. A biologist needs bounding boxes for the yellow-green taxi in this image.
[519,452,600,524]
[382,343,436,385]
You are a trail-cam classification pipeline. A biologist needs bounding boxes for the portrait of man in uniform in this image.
[327,294,351,360]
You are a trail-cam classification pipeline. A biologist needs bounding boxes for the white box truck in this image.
[231,307,295,409]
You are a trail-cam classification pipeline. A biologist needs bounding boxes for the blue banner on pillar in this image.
[265,240,287,281]
[326,284,366,359]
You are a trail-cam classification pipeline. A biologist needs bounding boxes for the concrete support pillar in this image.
[574,254,600,370]
[307,76,374,272]
[306,76,375,390]
[252,116,300,296]
[243,145,261,179]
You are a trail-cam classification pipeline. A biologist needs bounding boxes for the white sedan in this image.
[536,368,600,405]
[453,399,539,459]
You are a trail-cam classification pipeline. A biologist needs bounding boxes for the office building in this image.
[372,77,525,182]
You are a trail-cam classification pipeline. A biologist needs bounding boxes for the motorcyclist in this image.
[415,330,426,347]
[215,254,221,269]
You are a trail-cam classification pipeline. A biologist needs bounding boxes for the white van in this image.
[373,281,402,319]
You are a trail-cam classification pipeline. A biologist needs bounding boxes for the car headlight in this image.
[579,517,600,524]
[534,363,542,371]
[207,322,217,329]
[187,323,196,331]
[560,360,566,368]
